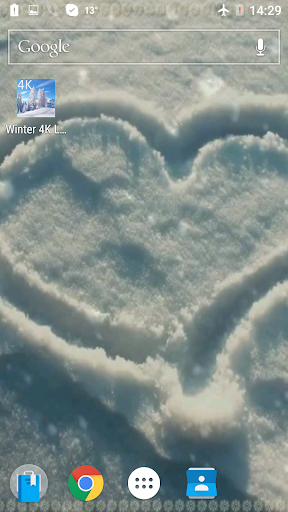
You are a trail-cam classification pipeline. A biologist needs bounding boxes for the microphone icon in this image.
[256,38,265,57]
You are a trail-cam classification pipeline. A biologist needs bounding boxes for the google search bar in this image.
[8,29,280,65]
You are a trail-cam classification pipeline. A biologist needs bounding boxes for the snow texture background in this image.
[0,0,287,505]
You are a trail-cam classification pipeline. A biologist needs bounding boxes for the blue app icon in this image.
[18,471,41,502]
[186,468,217,499]
[10,465,48,503]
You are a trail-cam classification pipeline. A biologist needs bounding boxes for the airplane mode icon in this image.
[218,3,230,16]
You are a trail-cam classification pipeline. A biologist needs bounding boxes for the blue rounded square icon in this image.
[186,468,217,499]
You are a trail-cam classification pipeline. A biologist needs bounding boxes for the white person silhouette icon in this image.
[195,475,209,491]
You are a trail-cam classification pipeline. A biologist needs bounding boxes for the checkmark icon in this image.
[66,3,78,16]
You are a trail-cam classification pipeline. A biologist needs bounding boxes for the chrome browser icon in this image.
[68,466,104,501]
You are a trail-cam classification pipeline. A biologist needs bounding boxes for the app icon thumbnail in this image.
[10,465,48,502]
[186,467,217,499]
[68,466,104,501]
[17,79,56,118]
[128,467,160,500]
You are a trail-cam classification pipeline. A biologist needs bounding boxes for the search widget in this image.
[7,29,280,66]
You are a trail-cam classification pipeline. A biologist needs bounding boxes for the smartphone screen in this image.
[0,0,286,510]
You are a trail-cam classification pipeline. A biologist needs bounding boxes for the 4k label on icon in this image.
[17,79,56,118]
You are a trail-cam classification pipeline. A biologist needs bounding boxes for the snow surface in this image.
[17,107,56,118]
[0,0,287,506]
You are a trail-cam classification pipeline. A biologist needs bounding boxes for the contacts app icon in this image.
[186,468,217,499]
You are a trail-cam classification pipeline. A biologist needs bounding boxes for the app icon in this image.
[128,467,160,500]
[186,468,217,499]
[66,3,78,16]
[68,466,104,501]
[10,465,48,503]
[17,79,56,119]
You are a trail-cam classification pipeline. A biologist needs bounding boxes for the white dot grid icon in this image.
[128,467,160,500]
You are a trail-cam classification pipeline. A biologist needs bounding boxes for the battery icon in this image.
[236,4,244,15]
[10,3,19,16]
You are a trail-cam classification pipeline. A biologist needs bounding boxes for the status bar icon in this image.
[236,4,244,16]
[66,3,79,16]
[218,3,230,16]
[29,5,39,15]
[10,4,19,16]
